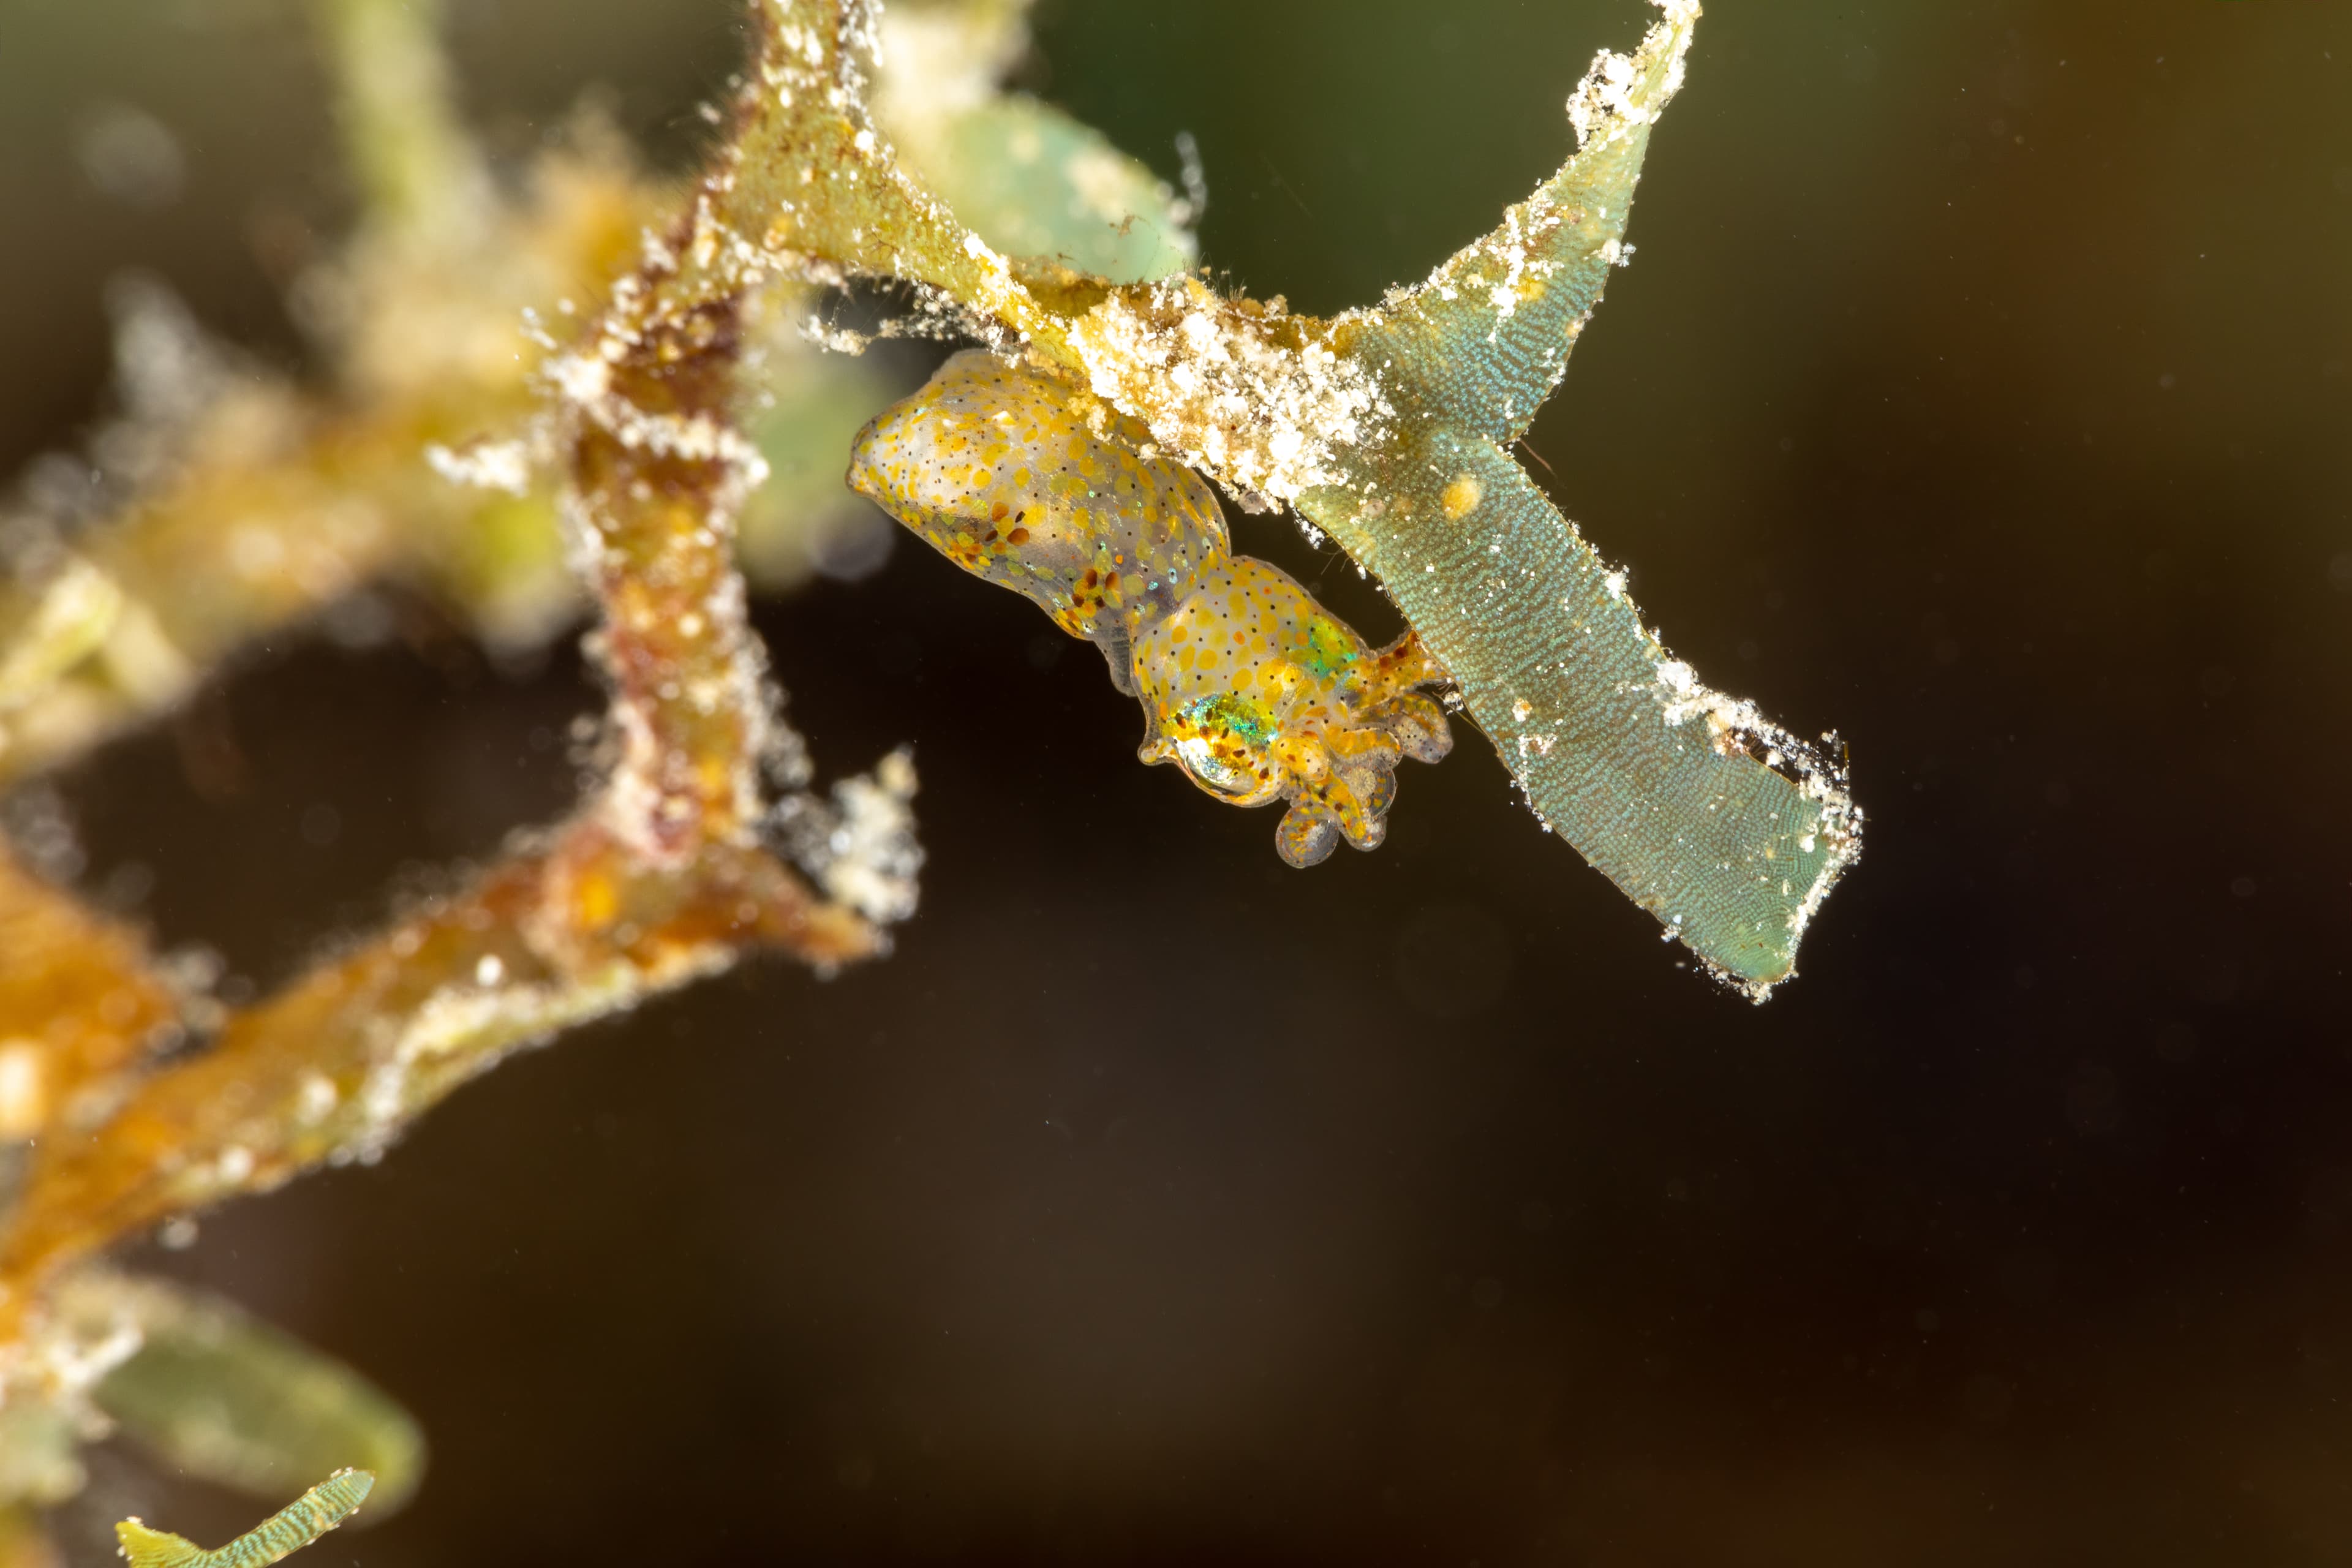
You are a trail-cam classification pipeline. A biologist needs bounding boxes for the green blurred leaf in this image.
[94,1279,424,1519]
[913,96,1196,284]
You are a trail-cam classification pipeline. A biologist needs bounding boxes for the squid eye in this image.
[1173,735,1257,795]
[1171,692,1275,795]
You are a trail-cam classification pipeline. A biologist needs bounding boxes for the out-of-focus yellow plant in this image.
[0,0,1860,1553]
[0,0,1201,1553]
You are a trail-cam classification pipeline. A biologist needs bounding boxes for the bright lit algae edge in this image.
[1297,1,1863,997]
[821,0,1858,996]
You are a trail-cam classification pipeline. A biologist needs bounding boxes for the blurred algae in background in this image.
[1,0,2350,1566]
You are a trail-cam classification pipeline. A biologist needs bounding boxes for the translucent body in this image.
[847,349,1224,693]
[851,350,1450,865]
[1131,557,1450,865]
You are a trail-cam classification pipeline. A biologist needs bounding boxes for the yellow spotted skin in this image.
[847,349,1227,693]
[850,352,1452,866]
[1132,558,1451,865]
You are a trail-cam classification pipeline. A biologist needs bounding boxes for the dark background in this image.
[6,0,2352,1562]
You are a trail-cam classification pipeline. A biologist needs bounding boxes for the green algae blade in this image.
[1311,0,1860,997]
[909,97,1196,285]
[1302,440,1857,1000]
[871,2,1195,284]
[1349,0,1695,443]
[94,1280,424,1517]
[116,1469,373,1568]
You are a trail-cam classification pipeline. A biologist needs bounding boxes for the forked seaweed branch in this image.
[0,0,1856,1550]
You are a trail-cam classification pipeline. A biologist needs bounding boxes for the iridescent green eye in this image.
[1173,695,1275,794]
[1186,693,1273,750]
